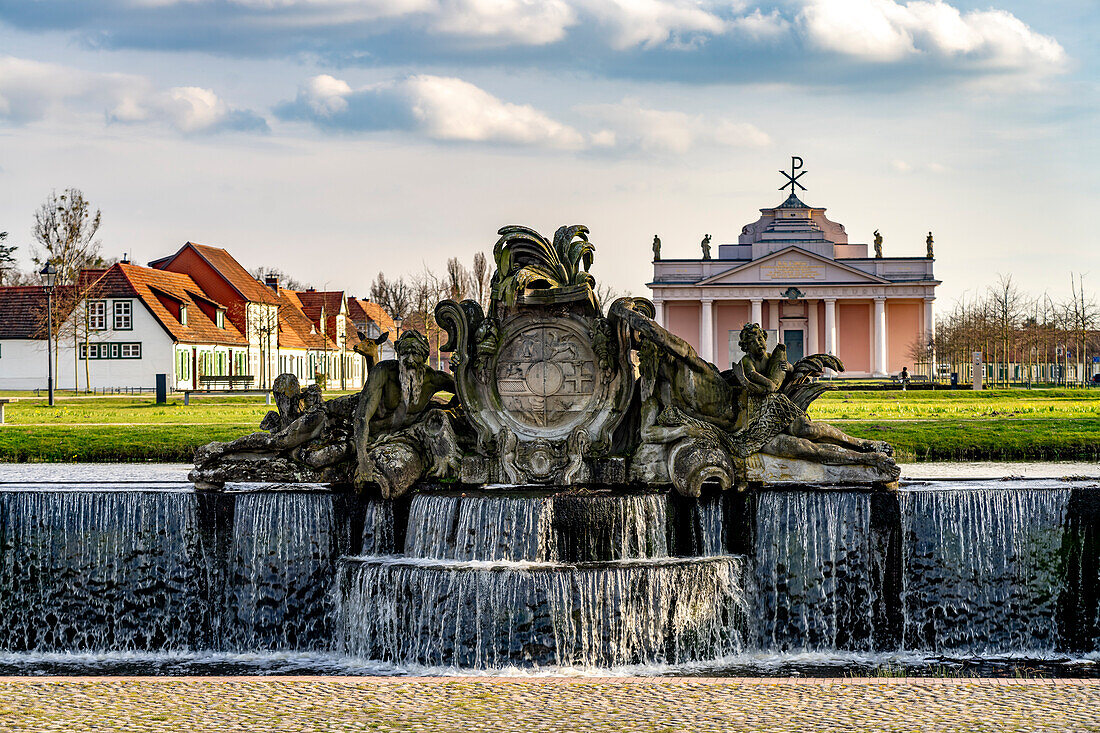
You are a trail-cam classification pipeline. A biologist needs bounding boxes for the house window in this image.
[216,310,224,328]
[180,305,188,326]
[110,343,120,359]
[113,300,132,330]
[120,343,142,359]
[88,301,106,330]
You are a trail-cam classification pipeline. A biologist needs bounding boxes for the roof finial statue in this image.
[873,229,883,258]
[652,235,661,261]
[701,234,712,260]
[779,155,807,196]
[926,231,934,259]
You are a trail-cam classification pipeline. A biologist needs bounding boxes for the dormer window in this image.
[216,309,224,328]
[180,305,189,326]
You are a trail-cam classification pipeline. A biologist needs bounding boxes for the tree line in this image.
[912,274,1099,387]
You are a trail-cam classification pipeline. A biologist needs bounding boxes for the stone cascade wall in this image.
[2,481,1100,665]
[336,491,749,668]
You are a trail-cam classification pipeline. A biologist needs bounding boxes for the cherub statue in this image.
[926,231,934,258]
[873,230,883,258]
[701,234,712,260]
[652,235,661,261]
[729,323,897,474]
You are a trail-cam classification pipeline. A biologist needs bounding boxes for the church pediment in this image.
[696,246,889,286]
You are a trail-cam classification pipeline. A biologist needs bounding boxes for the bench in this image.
[198,375,255,390]
[183,389,271,406]
[0,399,8,425]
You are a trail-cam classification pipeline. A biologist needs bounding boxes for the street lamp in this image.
[40,262,57,406]
[393,315,403,337]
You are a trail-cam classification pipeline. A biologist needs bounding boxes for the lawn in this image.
[1,387,1098,462]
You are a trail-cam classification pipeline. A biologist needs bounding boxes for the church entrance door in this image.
[784,330,804,363]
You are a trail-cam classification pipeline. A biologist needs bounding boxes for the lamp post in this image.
[394,315,403,338]
[40,262,57,406]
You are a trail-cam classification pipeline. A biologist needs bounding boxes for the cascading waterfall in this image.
[226,491,350,650]
[402,493,670,562]
[333,492,739,667]
[2,479,1098,673]
[0,490,209,652]
[360,499,395,555]
[900,487,1070,654]
[336,556,746,668]
[753,491,879,651]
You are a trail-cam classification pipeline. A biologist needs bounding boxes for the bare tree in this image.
[370,272,412,321]
[248,266,312,292]
[0,231,16,285]
[31,189,105,285]
[471,251,492,310]
[445,257,474,302]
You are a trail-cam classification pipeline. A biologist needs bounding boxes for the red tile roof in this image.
[0,287,50,339]
[102,263,248,346]
[348,298,396,339]
[276,289,337,351]
[155,242,281,305]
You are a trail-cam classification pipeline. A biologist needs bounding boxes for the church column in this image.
[652,297,666,328]
[700,298,714,363]
[806,299,819,355]
[924,296,936,342]
[824,298,837,356]
[769,300,780,334]
[750,299,762,326]
[874,296,887,376]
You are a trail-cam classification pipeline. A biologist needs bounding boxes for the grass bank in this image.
[1,389,1098,463]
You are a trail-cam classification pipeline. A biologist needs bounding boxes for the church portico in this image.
[649,160,940,378]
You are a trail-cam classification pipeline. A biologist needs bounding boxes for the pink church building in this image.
[648,186,940,378]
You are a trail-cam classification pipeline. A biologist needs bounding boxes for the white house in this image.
[0,262,250,391]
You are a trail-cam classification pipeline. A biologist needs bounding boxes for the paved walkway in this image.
[1,677,1098,732]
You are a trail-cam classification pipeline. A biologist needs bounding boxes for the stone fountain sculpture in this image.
[190,224,899,493]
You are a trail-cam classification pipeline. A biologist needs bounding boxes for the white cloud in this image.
[430,0,578,46]
[0,55,266,133]
[799,0,1066,72]
[280,73,589,149]
[576,0,727,49]
[402,75,587,148]
[581,98,770,153]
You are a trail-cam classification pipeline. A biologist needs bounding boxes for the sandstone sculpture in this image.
[191,223,899,494]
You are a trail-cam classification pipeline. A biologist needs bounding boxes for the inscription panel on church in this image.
[761,260,823,280]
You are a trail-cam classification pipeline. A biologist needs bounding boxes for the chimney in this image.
[121,252,130,264]
[264,273,280,293]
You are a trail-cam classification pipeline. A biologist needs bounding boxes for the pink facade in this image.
[649,180,940,378]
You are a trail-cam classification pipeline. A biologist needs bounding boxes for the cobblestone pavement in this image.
[1,677,1099,733]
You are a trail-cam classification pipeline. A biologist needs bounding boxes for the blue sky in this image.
[0,0,1096,305]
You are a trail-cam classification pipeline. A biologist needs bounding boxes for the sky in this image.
[0,0,1097,307]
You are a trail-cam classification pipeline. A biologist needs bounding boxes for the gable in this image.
[698,247,888,286]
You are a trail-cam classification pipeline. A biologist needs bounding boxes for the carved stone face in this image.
[399,353,426,402]
[743,330,767,358]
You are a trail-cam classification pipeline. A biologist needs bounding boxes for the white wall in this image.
[0,339,51,391]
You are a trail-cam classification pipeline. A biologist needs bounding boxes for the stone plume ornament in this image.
[190,223,899,494]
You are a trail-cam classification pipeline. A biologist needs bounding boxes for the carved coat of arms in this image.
[436,225,636,483]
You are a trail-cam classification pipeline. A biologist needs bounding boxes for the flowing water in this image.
[0,473,1098,675]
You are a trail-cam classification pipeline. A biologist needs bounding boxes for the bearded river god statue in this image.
[190,224,899,495]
